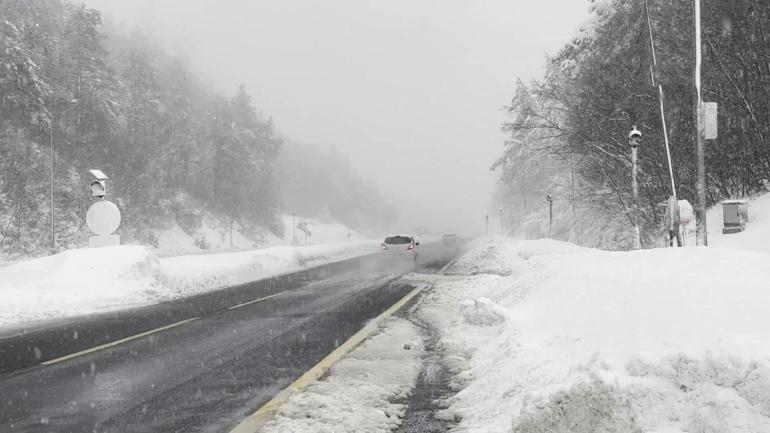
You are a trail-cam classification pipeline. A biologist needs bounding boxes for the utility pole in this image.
[694,0,708,246]
[629,126,643,249]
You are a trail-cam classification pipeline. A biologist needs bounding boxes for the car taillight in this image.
[407,243,415,250]
[381,243,388,250]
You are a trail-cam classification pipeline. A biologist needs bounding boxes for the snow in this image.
[155,220,267,252]
[415,237,770,433]
[255,193,770,432]
[280,215,364,244]
[152,213,361,255]
[0,240,379,331]
[160,241,378,293]
[698,192,770,254]
[260,318,424,433]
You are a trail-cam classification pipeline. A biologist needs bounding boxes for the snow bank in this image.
[0,246,163,328]
[261,318,424,433]
[160,241,379,293]
[699,192,770,255]
[421,239,770,433]
[0,241,379,330]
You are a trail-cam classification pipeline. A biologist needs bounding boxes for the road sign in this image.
[86,200,121,236]
[704,102,718,139]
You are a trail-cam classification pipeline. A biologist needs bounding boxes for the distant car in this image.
[381,235,419,261]
[442,233,459,246]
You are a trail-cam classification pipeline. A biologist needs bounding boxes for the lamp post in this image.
[629,126,642,249]
[49,99,78,253]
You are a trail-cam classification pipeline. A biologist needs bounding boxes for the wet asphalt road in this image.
[0,242,456,433]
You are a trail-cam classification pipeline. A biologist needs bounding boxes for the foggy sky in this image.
[84,0,590,235]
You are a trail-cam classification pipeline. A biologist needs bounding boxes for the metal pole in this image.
[694,0,708,246]
[645,0,677,199]
[632,146,642,249]
[50,117,55,253]
[48,99,78,254]
[292,213,296,243]
[485,214,489,238]
[549,200,553,238]
[570,150,577,244]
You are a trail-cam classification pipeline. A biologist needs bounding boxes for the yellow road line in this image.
[227,292,285,310]
[229,284,426,433]
[41,317,200,366]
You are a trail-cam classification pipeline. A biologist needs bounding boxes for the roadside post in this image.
[86,169,121,247]
[498,206,503,237]
[49,98,79,254]
[292,213,299,245]
[628,127,642,249]
[546,194,553,238]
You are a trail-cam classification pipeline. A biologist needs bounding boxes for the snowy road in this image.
[0,243,459,433]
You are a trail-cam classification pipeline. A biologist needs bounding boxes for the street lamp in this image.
[628,126,642,249]
[49,99,78,253]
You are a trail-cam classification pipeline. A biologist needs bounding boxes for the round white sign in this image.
[86,200,121,235]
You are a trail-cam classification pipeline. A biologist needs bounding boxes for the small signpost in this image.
[86,170,121,247]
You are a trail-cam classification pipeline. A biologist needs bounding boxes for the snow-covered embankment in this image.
[0,241,378,330]
[423,239,770,432]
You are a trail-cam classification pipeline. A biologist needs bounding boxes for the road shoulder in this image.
[256,317,424,433]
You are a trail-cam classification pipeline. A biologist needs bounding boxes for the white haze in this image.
[84,0,589,236]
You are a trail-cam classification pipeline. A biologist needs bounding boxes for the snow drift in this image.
[422,239,770,433]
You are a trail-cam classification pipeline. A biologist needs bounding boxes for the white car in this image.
[381,235,420,261]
